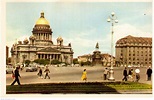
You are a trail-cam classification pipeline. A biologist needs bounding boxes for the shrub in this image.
[51,59,61,65]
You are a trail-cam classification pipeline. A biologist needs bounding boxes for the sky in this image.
[5,1,152,58]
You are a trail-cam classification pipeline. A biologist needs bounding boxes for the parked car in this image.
[31,66,38,71]
[6,65,14,74]
[25,66,33,72]
[25,65,37,72]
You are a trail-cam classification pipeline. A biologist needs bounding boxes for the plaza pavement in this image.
[6,65,152,85]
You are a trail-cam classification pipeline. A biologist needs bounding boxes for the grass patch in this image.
[106,82,152,90]
[6,82,152,94]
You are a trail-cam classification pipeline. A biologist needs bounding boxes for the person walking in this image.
[135,68,140,82]
[103,68,109,80]
[37,67,43,78]
[128,68,134,81]
[146,66,152,81]
[44,66,50,79]
[81,69,87,82]
[131,68,135,82]
[128,68,132,80]
[11,67,21,86]
[122,67,128,81]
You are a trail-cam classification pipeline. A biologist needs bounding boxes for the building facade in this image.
[11,12,73,65]
[115,35,152,67]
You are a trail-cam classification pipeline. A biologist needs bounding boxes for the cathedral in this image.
[11,12,73,65]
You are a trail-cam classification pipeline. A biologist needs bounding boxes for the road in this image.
[6,66,152,85]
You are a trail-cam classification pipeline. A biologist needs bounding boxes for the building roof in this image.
[78,54,91,58]
[78,53,115,58]
[38,47,61,53]
[35,12,49,25]
[116,35,152,45]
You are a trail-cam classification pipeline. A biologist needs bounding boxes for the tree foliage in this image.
[73,59,79,64]
[25,60,31,65]
[51,59,61,65]
[81,61,92,66]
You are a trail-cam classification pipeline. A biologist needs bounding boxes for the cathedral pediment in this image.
[38,47,61,53]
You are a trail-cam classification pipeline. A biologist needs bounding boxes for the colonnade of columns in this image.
[38,54,60,60]
[35,33,51,40]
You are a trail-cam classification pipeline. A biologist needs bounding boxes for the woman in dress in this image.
[81,69,87,82]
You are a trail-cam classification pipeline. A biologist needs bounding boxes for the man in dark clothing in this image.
[44,66,50,79]
[37,67,43,78]
[146,66,152,81]
[11,67,21,85]
[122,67,128,81]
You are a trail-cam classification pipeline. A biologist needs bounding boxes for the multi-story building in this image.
[10,12,73,65]
[115,35,152,67]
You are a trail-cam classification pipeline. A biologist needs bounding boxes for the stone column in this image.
[41,33,42,40]
[53,54,55,60]
[39,33,41,40]
[40,54,42,59]
[58,54,59,60]
[56,55,58,60]
[45,33,46,40]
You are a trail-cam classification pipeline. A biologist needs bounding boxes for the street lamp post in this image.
[107,12,118,81]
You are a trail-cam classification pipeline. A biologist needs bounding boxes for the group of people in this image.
[37,66,50,79]
[10,65,152,85]
[10,66,51,86]
[122,66,152,82]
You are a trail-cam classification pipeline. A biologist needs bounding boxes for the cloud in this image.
[108,23,152,56]
[143,7,152,16]
[54,23,152,58]
[114,23,152,43]
[6,35,29,57]
[6,23,152,58]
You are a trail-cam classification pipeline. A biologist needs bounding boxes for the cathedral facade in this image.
[11,12,73,65]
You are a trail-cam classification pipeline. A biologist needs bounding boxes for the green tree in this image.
[51,59,61,65]
[80,61,92,66]
[73,59,79,64]
[25,60,31,65]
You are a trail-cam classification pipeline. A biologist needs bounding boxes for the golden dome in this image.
[35,12,49,25]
